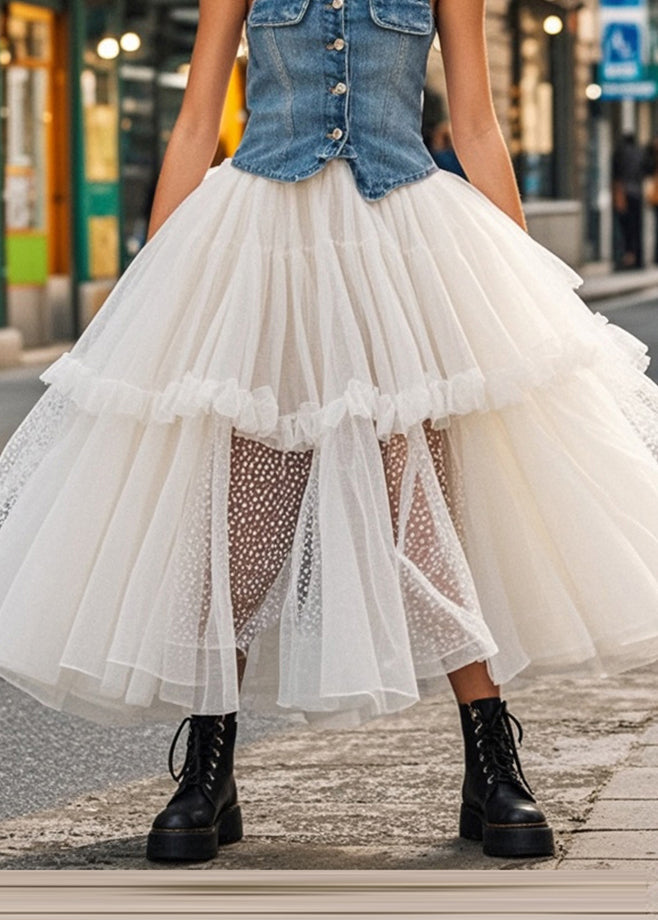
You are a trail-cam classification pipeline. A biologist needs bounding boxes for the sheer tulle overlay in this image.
[1,158,658,727]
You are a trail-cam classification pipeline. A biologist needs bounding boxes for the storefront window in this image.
[519,9,554,198]
[511,0,574,200]
[4,4,52,232]
[82,7,121,279]
[81,66,119,183]
[7,11,49,61]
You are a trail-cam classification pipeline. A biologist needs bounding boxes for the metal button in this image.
[327,127,343,140]
[332,37,345,50]
[331,0,344,8]
[331,81,347,95]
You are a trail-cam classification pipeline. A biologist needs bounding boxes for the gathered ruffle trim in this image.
[40,312,650,450]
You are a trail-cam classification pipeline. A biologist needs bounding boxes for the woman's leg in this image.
[447,661,499,704]
[414,421,553,858]
[236,649,248,687]
[148,431,313,862]
[227,430,314,665]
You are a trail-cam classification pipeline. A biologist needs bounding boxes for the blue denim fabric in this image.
[231,0,439,200]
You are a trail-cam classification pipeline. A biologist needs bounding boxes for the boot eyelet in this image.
[487,775,495,785]
[478,753,485,762]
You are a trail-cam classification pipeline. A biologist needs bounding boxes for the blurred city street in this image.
[2,0,658,882]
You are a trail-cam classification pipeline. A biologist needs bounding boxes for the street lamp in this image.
[543,15,563,35]
[97,36,120,60]
[120,32,141,53]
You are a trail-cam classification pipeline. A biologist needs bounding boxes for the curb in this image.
[578,266,658,304]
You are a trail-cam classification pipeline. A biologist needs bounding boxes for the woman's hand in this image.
[434,0,528,232]
[146,0,247,242]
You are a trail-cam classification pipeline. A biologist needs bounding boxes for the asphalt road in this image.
[0,291,657,822]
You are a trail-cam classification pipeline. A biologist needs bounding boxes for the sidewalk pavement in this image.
[578,263,658,304]
[0,665,657,873]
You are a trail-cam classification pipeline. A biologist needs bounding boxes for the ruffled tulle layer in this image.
[36,161,650,451]
[38,310,651,450]
[0,158,657,727]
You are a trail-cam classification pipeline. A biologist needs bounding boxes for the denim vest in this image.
[231,0,439,200]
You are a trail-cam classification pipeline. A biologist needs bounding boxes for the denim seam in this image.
[267,30,295,167]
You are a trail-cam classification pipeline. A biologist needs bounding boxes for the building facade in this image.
[426,0,605,265]
[0,0,245,352]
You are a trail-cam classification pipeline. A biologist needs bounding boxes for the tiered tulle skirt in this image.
[1,158,657,726]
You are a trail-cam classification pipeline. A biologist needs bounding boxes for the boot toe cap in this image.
[151,790,215,831]
[486,787,548,827]
[151,810,211,831]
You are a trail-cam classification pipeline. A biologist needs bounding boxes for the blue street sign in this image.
[602,22,641,80]
[598,0,656,99]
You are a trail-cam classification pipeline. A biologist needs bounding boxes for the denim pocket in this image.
[248,0,313,27]
[368,0,434,34]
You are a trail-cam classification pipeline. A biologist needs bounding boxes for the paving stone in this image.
[559,859,658,877]
[628,745,658,767]
[578,799,658,831]
[565,830,658,860]
[637,723,658,745]
[599,768,658,801]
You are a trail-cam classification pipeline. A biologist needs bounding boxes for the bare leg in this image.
[236,648,248,688]
[447,661,499,704]
[227,431,314,694]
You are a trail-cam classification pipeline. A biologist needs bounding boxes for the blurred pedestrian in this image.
[644,135,658,266]
[430,119,468,180]
[612,131,647,270]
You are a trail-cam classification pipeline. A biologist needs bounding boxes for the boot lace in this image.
[468,700,534,796]
[167,715,226,793]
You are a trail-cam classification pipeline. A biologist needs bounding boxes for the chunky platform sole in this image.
[146,803,243,862]
[459,803,555,858]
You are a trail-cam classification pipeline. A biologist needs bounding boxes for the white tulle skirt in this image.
[1,157,658,727]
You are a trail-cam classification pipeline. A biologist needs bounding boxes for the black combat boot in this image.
[146,712,243,861]
[458,697,554,858]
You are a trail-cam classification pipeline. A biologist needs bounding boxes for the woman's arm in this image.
[146,0,247,241]
[433,0,528,232]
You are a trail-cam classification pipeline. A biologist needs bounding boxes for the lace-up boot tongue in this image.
[171,715,237,804]
[147,712,243,862]
[458,697,555,859]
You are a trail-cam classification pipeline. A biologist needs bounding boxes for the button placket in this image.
[324,0,349,147]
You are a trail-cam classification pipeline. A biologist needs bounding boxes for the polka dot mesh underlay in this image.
[227,418,467,645]
[175,416,475,668]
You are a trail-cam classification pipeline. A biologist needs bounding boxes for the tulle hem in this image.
[3,619,658,728]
